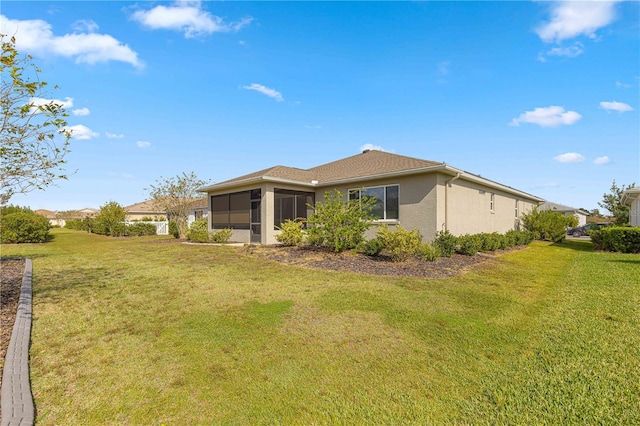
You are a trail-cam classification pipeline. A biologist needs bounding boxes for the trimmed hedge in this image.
[590,227,640,254]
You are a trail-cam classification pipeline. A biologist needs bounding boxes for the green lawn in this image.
[3,229,639,424]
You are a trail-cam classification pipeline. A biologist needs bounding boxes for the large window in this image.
[274,189,314,228]
[349,185,399,220]
[211,190,254,229]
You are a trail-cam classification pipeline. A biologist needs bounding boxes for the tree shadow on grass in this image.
[608,259,640,265]
[550,239,595,252]
[32,266,124,304]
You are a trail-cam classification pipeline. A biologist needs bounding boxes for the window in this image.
[274,189,314,229]
[490,193,495,213]
[349,184,399,220]
[515,200,519,218]
[211,190,252,229]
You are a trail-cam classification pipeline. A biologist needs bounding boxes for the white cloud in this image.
[64,124,99,140]
[30,96,74,109]
[616,81,631,89]
[305,125,322,130]
[0,15,142,68]
[554,152,585,163]
[546,42,584,58]
[510,106,582,127]
[105,132,124,139]
[599,101,634,113]
[72,107,90,116]
[131,1,252,38]
[136,141,151,148]
[437,60,450,76]
[536,1,622,43]
[594,156,610,165]
[360,143,385,152]
[72,19,98,33]
[242,83,284,102]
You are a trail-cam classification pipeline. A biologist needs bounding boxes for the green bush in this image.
[65,219,86,231]
[521,207,572,243]
[126,222,157,236]
[377,225,423,262]
[433,230,457,257]
[275,219,305,246]
[0,207,51,243]
[186,219,209,242]
[92,201,127,237]
[477,232,504,252]
[457,234,482,256]
[306,189,375,253]
[210,228,233,243]
[168,220,180,239]
[592,227,640,253]
[417,242,440,262]
[358,238,385,256]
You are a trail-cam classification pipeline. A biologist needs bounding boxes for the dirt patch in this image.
[0,257,25,389]
[241,244,510,279]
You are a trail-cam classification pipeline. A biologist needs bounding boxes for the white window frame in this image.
[490,193,495,213]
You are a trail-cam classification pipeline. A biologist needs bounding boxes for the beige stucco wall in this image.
[207,172,540,245]
[445,178,537,236]
[326,173,441,242]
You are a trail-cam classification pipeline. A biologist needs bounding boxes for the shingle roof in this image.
[124,200,165,213]
[540,201,588,214]
[206,150,443,189]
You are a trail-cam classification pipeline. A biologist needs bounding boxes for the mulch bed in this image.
[0,257,25,389]
[241,244,507,279]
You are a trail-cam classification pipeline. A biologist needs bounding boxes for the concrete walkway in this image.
[1,259,35,426]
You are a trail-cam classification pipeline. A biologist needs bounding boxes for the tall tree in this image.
[147,172,209,238]
[1,35,72,205]
[598,180,636,226]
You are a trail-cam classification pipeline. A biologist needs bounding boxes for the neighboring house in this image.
[539,201,589,227]
[199,150,544,244]
[36,208,98,227]
[124,200,167,221]
[187,198,209,227]
[622,186,640,227]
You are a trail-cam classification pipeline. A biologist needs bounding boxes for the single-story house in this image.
[199,150,544,244]
[36,208,98,227]
[539,201,589,227]
[187,198,209,227]
[622,186,640,227]
[124,200,167,221]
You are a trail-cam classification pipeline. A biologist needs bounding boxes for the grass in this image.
[2,229,639,424]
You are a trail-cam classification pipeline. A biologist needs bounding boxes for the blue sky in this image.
[2,1,638,213]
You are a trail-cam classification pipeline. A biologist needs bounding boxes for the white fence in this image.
[124,221,169,235]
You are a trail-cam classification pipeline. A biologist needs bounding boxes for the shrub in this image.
[0,207,51,243]
[306,189,375,253]
[275,219,305,246]
[186,218,209,243]
[92,201,127,237]
[477,232,503,252]
[593,227,640,253]
[433,230,457,257]
[417,242,440,262]
[377,225,423,262]
[65,219,85,231]
[168,220,180,239]
[126,222,157,236]
[521,207,572,243]
[457,234,482,256]
[358,238,385,256]
[210,228,233,243]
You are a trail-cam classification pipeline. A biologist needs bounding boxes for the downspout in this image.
[444,173,461,232]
